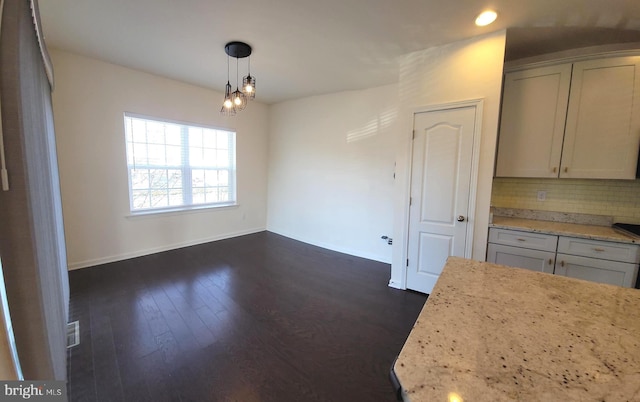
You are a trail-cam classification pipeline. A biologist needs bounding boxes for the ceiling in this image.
[38,0,640,104]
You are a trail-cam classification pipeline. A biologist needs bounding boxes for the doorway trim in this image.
[400,99,484,289]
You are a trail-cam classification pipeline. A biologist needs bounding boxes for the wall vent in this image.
[66,321,79,349]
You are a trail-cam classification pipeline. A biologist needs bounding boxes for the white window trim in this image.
[123,112,237,215]
[125,203,240,219]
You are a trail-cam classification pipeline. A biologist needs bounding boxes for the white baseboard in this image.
[67,227,266,270]
[267,228,391,264]
[387,279,406,290]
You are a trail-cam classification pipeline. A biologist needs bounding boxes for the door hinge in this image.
[406,259,409,267]
[409,197,412,206]
[412,130,416,140]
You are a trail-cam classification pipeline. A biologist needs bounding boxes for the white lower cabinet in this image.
[554,237,640,288]
[487,244,555,274]
[487,228,558,274]
[554,254,638,288]
[487,227,640,288]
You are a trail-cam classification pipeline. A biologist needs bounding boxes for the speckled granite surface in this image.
[491,208,613,226]
[491,216,639,244]
[394,257,640,402]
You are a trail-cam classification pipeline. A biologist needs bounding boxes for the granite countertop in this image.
[490,215,640,244]
[393,257,640,401]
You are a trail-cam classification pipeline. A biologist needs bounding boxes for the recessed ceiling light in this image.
[475,10,498,26]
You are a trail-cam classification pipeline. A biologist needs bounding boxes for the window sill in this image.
[125,203,239,219]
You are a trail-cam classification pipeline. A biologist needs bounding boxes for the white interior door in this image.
[406,105,477,294]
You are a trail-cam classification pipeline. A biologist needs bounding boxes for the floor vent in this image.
[67,321,79,349]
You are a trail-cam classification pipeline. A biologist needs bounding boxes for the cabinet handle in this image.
[516,238,526,242]
[560,260,565,267]
[548,259,553,265]
[552,167,557,173]
[564,167,568,173]
[593,247,605,252]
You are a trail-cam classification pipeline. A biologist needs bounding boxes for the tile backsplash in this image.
[491,178,640,224]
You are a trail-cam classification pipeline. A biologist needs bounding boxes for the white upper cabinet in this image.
[561,57,640,179]
[496,64,572,178]
[496,55,640,179]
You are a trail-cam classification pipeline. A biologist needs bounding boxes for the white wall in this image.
[50,50,269,269]
[267,85,399,263]
[390,31,507,288]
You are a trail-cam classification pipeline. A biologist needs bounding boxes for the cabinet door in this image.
[557,236,640,264]
[555,254,638,287]
[561,56,640,179]
[495,64,572,178]
[489,228,558,252]
[487,244,555,274]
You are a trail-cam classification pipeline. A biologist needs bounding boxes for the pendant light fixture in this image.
[220,41,255,116]
[243,55,256,100]
[220,53,236,116]
[231,56,247,111]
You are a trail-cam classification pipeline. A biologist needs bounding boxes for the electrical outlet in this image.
[537,191,547,201]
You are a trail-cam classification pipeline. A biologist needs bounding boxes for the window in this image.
[124,113,236,213]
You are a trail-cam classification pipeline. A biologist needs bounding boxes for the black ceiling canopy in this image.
[225,41,252,59]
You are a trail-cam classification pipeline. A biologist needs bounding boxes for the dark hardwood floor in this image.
[66,231,427,401]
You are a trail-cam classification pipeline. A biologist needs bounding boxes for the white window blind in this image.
[124,113,236,213]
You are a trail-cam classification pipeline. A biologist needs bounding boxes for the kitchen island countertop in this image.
[393,256,640,401]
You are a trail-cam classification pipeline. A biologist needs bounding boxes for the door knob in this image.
[457,216,465,222]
